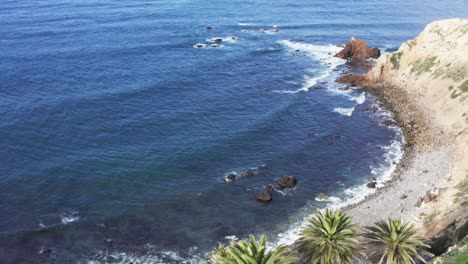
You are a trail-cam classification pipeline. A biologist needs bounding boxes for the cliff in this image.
[367,18,467,135]
[363,18,468,253]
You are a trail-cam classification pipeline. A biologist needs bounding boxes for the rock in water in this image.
[335,37,380,59]
[264,185,275,193]
[206,26,213,30]
[256,191,272,202]
[214,38,223,43]
[243,171,255,177]
[367,181,377,188]
[316,193,329,201]
[225,174,236,182]
[335,74,366,86]
[277,176,297,189]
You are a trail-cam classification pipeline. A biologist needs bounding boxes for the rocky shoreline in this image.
[341,19,468,251]
[343,81,456,226]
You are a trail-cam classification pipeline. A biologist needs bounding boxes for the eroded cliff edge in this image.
[346,18,468,254]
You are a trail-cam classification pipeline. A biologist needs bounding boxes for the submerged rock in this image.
[277,176,297,189]
[335,37,380,59]
[243,171,255,177]
[206,26,213,30]
[225,174,236,182]
[256,191,272,202]
[316,193,329,201]
[264,184,275,193]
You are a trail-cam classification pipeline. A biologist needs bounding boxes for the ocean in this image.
[1,0,467,263]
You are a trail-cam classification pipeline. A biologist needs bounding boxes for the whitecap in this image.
[315,195,342,202]
[333,107,355,117]
[354,92,366,104]
[61,211,79,224]
[206,36,237,43]
[278,40,344,70]
[273,40,345,93]
[225,235,238,243]
[193,43,206,48]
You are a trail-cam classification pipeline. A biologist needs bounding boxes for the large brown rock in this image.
[335,74,366,87]
[335,37,380,59]
[277,176,297,189]
[256,191,272,202]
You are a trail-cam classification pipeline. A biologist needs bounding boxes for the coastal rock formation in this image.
[243,171,255,177]
[346,19,468,253]
[225,174,236,182]
[264,184,275,193]
[256,191,272,202]
[335,37,380,59]
[366,182,376,189]
[277,176,297,189]
[336,74,366,86]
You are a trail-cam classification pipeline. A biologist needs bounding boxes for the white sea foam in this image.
[314,195,342,202]
[224,171,238,182]
[206,36,237,43]
[279,40,344,69]
[275,131,404,246]
[272,40,345,93]
[225,235,238,243]
[333,107,355,117]
[354,92,366,104]
[87,244,203,264]
[61,211,79,225]
[193,43,206,48]
[238,22,253,26]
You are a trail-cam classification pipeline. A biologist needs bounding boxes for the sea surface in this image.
[1,0,467,263]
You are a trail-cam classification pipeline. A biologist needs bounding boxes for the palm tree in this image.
[364,217,434,264]
[207,234,298,264]
[297,209,362,264]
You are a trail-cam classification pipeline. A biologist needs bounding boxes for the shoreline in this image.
[341,19,468,241]
[344,80,458,230]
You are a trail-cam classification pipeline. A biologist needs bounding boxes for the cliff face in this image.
[365,18,468,249]
[367,18,468,135]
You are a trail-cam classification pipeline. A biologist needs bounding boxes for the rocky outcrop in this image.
[335,37,380,59]
[363,18,468,244]
[225,174,236,182]
[277,176,297,189]
[243,171,255,177]
[366,181,377,189]
[256,191,272,202]
[336,74,366,86]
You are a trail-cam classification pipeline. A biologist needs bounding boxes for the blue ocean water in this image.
[1,0,467,262]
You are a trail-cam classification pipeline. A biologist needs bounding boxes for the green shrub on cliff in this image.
[364,218,434,264]
[430,236,468,264]
[411,56,438,76]
[459,80,468,93]
[390,51,403,68]
[297,209,362,264]
[454,174,468,206]
[207,234,298,264]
